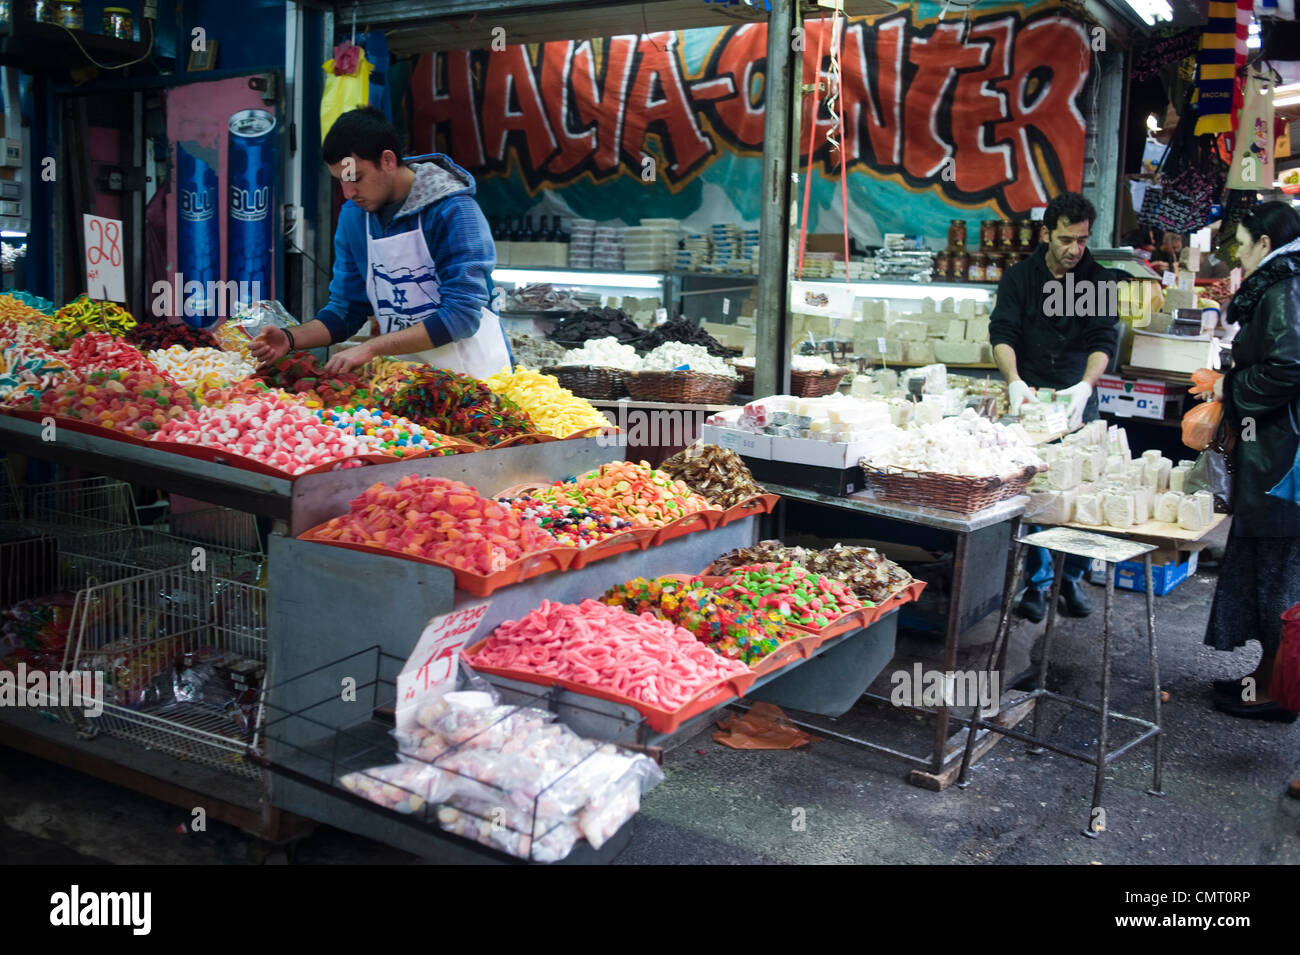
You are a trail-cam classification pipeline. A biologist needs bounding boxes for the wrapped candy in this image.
[660,442,766,508]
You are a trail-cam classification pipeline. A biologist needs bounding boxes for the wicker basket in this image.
[542,364,629,399]
[858,463,1041,514]
[790,368,846,397]
[626,370,740,404]
[732,363,755,394]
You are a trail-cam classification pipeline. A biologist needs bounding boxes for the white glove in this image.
[1007,380,1034,416]
[1058,381,1093,429]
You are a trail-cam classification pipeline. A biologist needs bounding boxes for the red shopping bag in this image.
[1270,603,1300,712]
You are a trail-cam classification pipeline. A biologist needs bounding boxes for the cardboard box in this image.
[1129,330,1219,374]
[1114,549,1198,595]
[769,433,875,469]
[700,425,772,459]
[1096,375,1171,420]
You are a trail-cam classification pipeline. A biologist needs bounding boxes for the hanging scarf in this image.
[1194,0,1250,135]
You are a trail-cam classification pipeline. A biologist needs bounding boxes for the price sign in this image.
[1161,270,1176,287]
[722,298,730,315]
[877,337,887,354]
[395,598,491,731]
[83,214,126,303]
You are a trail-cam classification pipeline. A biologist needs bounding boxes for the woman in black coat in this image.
[1204,201,1300,721]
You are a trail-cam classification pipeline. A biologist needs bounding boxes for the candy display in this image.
[147,346,256,389]
[254,352,367,408]
[554,336,642,370]
[660,443,766,508]
[376,365,536,446]
[0,291,56,317]
[601,576,788,665]
[313,404,457,457]
[0,344,66,408]
[713,562,865,629]
[547,307,644,348]
[472,599,750,709]
[527,460,711,528]
[484,367,610,437]
[497,495,633,548]
[386,689,662,861]
[209,321,255,360]
[637,316,740,358]
[127,321,222,353]
[0,594,73,672]
[638,341,736,376]
[36,368,196,436]
[153,394,393,473]
[60,333,159,376]
[861,408,1042,477]
[706,542,913,604]
[507,283,584,313]
[52,295,137,339]
[309,475,555,571]
[507,333,568,370]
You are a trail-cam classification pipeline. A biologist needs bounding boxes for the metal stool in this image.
[957,527,1165,836]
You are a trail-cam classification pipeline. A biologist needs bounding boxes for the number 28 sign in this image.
[83,214,126,303]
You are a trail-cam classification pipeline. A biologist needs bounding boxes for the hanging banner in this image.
[410,2,1094,238]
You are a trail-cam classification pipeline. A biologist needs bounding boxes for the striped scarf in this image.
[1194,0,1252,135]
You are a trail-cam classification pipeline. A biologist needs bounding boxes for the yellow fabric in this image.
[1200,34,1237,49]
[1206,1,1236,15]
[320,55,373,143]
[1200,64,1236,80]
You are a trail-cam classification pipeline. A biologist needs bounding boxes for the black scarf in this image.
[1226,245,1300,326]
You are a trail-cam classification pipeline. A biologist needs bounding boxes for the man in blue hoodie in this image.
[250,106,509,379]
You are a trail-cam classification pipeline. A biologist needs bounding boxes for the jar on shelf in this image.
[1003,251,1023,271]
[103,6,132,39]
[1017,219,1036,250]
[967,253,986,283]
[947,219,967,250]
[54,0,81,28]
[951,248,969,281]
[984,252,1004,283]
[998,219,1016,250]
[980,219,998,250]
[30,0,54,22]
[932,250,951,281]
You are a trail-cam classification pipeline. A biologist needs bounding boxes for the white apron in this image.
[364,209,510,379]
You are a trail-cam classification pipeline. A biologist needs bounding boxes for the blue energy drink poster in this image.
[165,79,278,328]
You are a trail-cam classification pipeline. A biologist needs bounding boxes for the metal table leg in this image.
[1029,551,1067,753]
[994,516,1024,675]
[930,530,970,774]
[1085,563,1117,838]
[1144,552,1166,797]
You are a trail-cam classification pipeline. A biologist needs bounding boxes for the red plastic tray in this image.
[296,524,570,597]
[716,493,781,527]
[650,508,724,546]
[858,578,927,628]
[8,409,156,447]
[566,526,658,570]
[462,636,756,734]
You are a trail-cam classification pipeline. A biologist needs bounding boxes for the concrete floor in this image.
[4,521,1299,865]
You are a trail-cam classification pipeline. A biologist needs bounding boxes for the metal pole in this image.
[754,0,796,399]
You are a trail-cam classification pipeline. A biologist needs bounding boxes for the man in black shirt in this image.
[990,192,1121,622]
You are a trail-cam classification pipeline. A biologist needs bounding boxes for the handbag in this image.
[1269,603,1300,713]
[1184,413,1236,512]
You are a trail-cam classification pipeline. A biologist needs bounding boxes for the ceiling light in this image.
[1117,0,1174,26]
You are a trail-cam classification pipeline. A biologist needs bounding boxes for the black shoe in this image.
[1213,696,1299,723]
[1059,579,1093,618]
[1212,676,1255,698]
[1016,588,1046,623]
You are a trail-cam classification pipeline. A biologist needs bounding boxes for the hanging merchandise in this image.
[1193,0,1251,135]
[320,42,373,141]
[1228,72,1276,188]
[1140,89,1228,234]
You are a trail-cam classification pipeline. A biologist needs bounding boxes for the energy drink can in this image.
[227,108,276,298]
[176,142,219,322]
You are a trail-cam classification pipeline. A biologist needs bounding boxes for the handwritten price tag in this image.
[395,599,491,730]
[83,214,125,302]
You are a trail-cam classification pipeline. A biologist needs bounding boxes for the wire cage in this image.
[62,566,268,780]
[24,476,138,537]
[56,522,265,585]
[258,647,653,863]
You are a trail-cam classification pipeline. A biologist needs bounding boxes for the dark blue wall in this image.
[181,0,285,72]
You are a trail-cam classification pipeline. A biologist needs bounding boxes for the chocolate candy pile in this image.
[706,543,912,605]
[547,307,644,348]
[660,443,765,508]
[636,316,739,358]
[497,496,633,549]
[713,562,863,630]
[127,321,222,352]
[601,576,787,666]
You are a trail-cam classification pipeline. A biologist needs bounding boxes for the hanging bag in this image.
[1270,603,1300,712]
